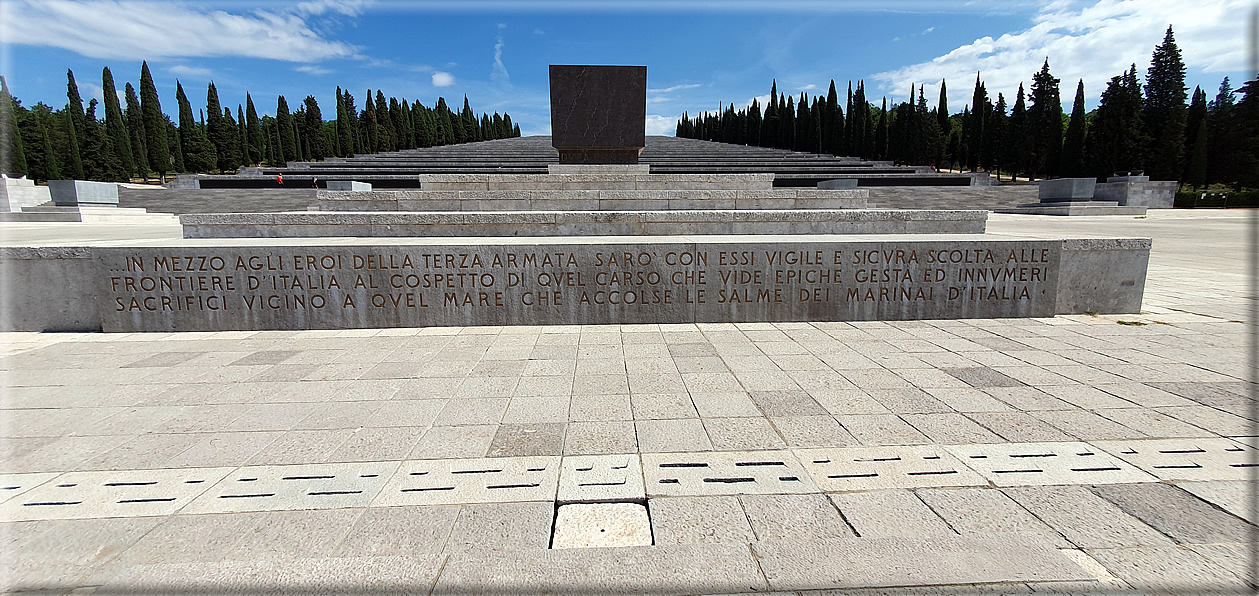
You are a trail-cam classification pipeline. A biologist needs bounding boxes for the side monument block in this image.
[550,65,647,164]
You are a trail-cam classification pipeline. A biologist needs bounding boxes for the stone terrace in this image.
[0,210,1254,594]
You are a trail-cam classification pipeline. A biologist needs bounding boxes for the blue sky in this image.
[0,0,1252,137]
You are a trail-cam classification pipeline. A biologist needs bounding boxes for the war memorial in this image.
[0,66,1253,593]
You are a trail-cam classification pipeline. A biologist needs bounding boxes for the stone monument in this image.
[549,65,646,164]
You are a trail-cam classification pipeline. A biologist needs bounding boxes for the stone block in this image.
[325,181,371,191]
[817,178,858,189]
[551,502,653,548]
[549,65,646,163]
[48,180,119,206]
[1037,178,1096,202]
[0,174,51,212]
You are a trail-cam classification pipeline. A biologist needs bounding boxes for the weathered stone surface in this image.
[1038,178,1095,203]
[550,65,647,164]
[48,180,119,206]
[551,502,653,549]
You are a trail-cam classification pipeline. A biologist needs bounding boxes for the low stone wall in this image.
[0,236,1149,331]
[418,173,775,191]
[181,210,987,238]
[865,186,1038,211]
[118,188,319,214]
[0,177,51,212]
[1093,181,1177,208]
[318,189,869,212]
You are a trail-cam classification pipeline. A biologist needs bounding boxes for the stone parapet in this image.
[1093,180,1176,208]
[318,189,869,212]
[417,173,775,191]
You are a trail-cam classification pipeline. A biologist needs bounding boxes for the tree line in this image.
[0,61,521,183]
[677,26,1259,189]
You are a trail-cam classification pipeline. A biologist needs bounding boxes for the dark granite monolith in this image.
[549,65,646,164]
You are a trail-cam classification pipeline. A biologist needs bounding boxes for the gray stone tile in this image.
[77,433,201,470]
[501,396,571,423]
[219,508,363,561]
[1185,543,1256,590]
[3,517,165,592]
[1088,482,1257,544]
[916,487,1071,548]
[486,422,566,457]
[901,413,1005,444]
[752,535,1090,591]
[243,428,355,465]
[739,493,854,541]
[325,426,426,462]
[964,412,1077,442]
[568,394,633,421]
[432,398,508,426]
[630,393,699,419]
[102,554,446,594]
[769,415,858,447]
[835,414,930,446]
[635,419,713,452]
[1095,408,1214,438]
[409,425,496,459]
[867,389,954,414]
[1030,410,1150,440]
[648,495,755,544]
[1173,480,1257,524]
[362,399,446,428]
[432,542,765,595]
[689,391,761,417]
[828,489,955,538]
[332,504,460,556]
[513,375,573,398]
[164,432,283,468]
[703,417,787,450]
[571,373,629,395]
[749,390,829,416]
[562,420,638,455]
[89,512,267,577]
[444,501,553,554]
[943,367,1026,388]
[1087,546,1250,593]
[1003,485,1175,548]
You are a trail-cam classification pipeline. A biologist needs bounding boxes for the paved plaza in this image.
[0,210,1255,594]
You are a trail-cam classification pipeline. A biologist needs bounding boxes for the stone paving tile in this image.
[242,429,356,465]
[486,423,566,457]
[325,426,427,462]
[915,487,1072,548]
[642,450,816,496]
[900,413,1005,444]
[432,398,508,426]
[946,441,1155,487]
[164,432,284,468]
[866,389,954,414]
[769,415,859,447]
[1095,408,1214,439]
[648,495,756,544]
[835,414,930,446]
[1088,482,1258,544]
[562,421,639,455]
[738,493,854,541]
[501,396,571,423]
[752,535,1090,592]
[1028,410,1150,441]
[1184,543,1257,590]
[332,505,460,557]
[84,511,270,582]
[702,417,787,450]
[799,444,986,492]
[1092,437,1257,481]
[568,394,633,421]
[942,367,1026,388]
[635,419,713,453]
[1173,481,1257,524]
[76,433,203,471]
[630,393,699,419]
[828,489,956,538]
[1002,485,1175,549]
[1086,546,1251,594]
[809,389,893,416]
[2,517,164,592]
[218,508,363,561]
[1156,405,1254,436]
[921,387,1015,412]
[408,425,496,459]
[982,387,1074,411]
[557,454,644,503]
[432,542,766,595]
[963,412,1077,442]
[689,391,761,418]
[374,456,559,507]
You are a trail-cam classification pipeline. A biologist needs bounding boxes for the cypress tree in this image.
[276,95,297,162]
[1005,84,1029,181]
[844,82,853,154]
[167,118,185,172]
[936,79,949,135]
[434,97,454,146]
[236,105,249,167]
[63,113,84,178]
[374,91,394,151]
[874,97,889,160]
[335,87,353,157]
[781,95,795,150]
[245,94,262,165]
[821,81,837,153]
[966,74,988,172]
[101,68,134,179]
[1206,78,1237,187]
[1027,60,1063,178]
[1088,66,1147,179]
[81,99,126,181]
[20,107,60,181]
[763,81,779,149]
[139,62,171,180]
[206,82,238,171]
[175,81,216,172]
[1184,87,1209,188]
[303,95,328,160]
[1061,79,1088,177]
[65,69,87,144]
[1143,25,1188,181]
[0,75,28,175]
[986,93,1006,176]
[123,83,148,178]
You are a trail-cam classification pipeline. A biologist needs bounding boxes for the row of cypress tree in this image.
[0,61,521,183]
[677,26,1258,189]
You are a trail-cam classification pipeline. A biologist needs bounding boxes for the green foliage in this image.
[101,67,134,178]
[139,62,171,177]
[1027,60,1062,178]
[276,95,297,163]
[1060,80,1088,177]
[1088,65,1146,179]
[123,83,148,178]
[175,81,216,172]
[0,76,28,175]
[1143,26,1188,181]
[206,82,239,172]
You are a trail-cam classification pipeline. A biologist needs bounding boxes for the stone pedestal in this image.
[327,181,372,191]
[48,180,119,207]
[818,179,858,189]
[0,175,51,212]
[1037,178,1095,203]
[549,65,646,164]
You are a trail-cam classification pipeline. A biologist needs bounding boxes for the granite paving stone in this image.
[702,417,787,450]
[828,489,956,538]
[834,414,931,445]
[443,501,556,554]
[647,495,756,544]
[1172,480,1257,524]
[769,415,859,447]
[738,493,855,541]
[915,487,1071,548]
[1002,485,1175,548]
[487,423,567,457]
[900,413,1005,444]
[332,505,460,557]
[1086,546,1251,593]
[963,412,1077,442]
[218,508,364,561]
[1088,482,1257,544]
[408,425,496,459]
[568,394,633,421]
[635,419,713,452]
[325,426,427,462]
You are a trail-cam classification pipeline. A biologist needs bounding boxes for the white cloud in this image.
[295,0,373,17]
[491,36,511,85]
[649,83,703,93]
[296,65,334,76]
[533,28,546,35]
[798,83,818,91]
[645,114,676,136]
[169,65,213,78]
[922,26,935,34]
[0,0,360,62]
[872,0,1251,111]
[432,71,456,87]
